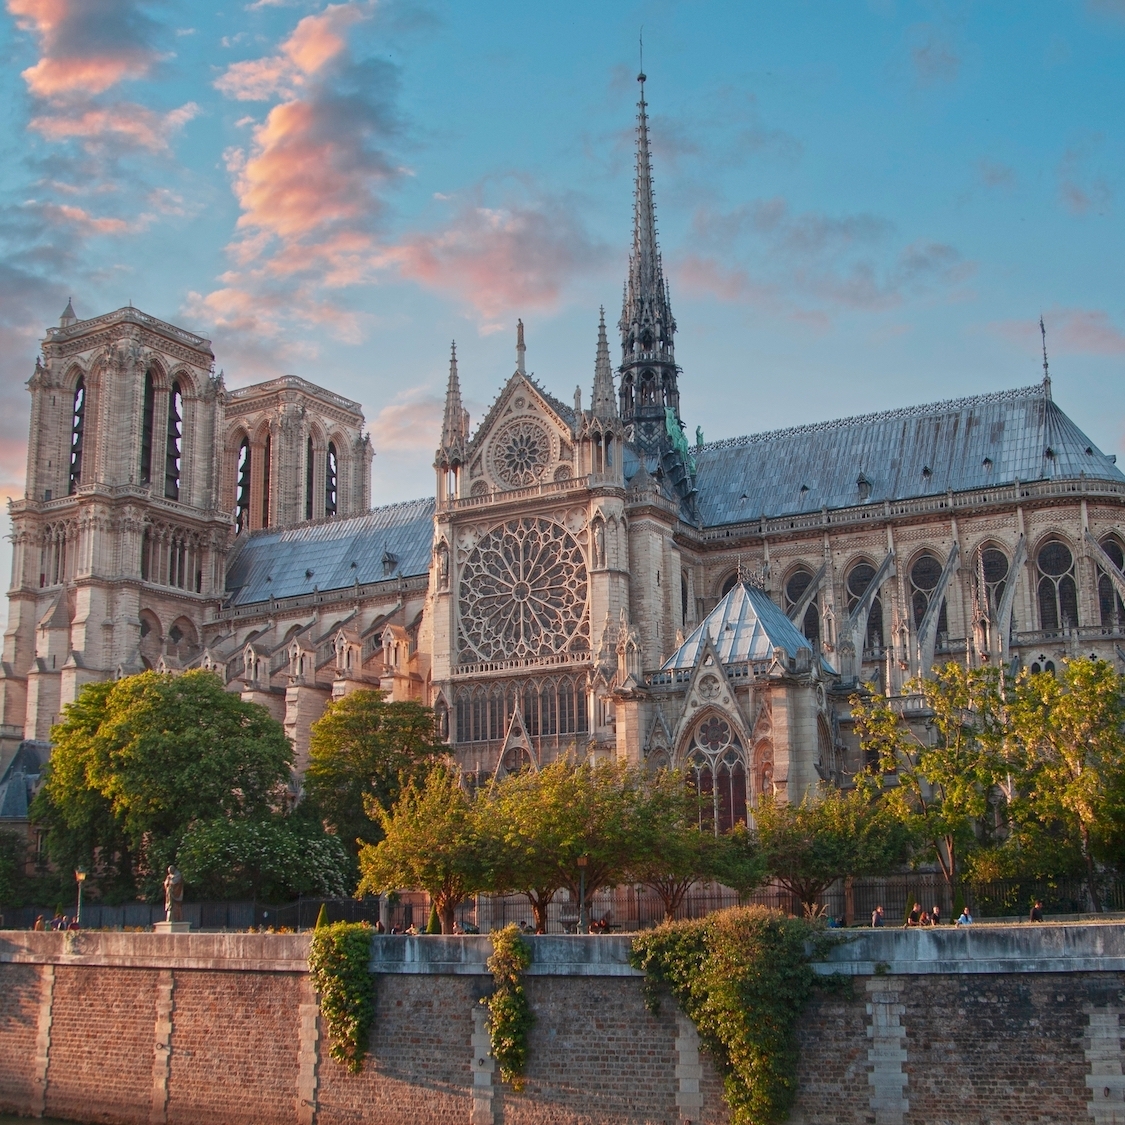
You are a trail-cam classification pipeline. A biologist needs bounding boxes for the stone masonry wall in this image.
[1,928,1124,1124]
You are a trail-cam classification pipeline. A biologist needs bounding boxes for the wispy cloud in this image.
[909,25,961,87]
[990,308,1125,357]
[1058,137,1112,215]
[371,386,444,452]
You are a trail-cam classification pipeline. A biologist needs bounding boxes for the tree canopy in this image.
[303,690,446,855]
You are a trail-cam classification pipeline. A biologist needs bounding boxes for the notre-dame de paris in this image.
[2,76,1123,833]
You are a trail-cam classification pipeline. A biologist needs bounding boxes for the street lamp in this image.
[74,869,87,928]
[577,855,589,934]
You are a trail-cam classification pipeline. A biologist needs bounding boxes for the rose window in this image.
[459,517,588,662]
[492,420,551,487]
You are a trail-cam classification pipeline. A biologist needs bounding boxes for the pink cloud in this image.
[29,101,199,152]
[30,202,133,234]
[989,308,1125,356]
[371,390,445,452]
[8,0,160,96]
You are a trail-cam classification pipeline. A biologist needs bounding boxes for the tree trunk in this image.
[526,889,553,933]
[439,898,457,934]
[1082,826,1103,913]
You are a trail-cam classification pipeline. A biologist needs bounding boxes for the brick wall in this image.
[1,928,1125,1124]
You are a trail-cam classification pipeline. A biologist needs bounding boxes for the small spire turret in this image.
[516,319,526,376]
[591,307,617,420]
[437,342,467,462]
[60,298,77,328]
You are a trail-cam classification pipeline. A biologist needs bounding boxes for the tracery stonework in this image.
[490,418,551,487]
[458,516,589,663]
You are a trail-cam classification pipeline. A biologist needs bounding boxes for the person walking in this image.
[906,902,922,927]
[1029,900,1045,922]
[931,905,942,926]
[955,907,973,926]
[871,905,885,927]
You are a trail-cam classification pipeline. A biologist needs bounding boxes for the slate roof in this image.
[692,382,1124,528]
[662,582,813,670]
[0,740,46,820]
[225,497,436,606]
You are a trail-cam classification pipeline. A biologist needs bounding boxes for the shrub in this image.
[308,922,375,1073]
[484,923,534,1089]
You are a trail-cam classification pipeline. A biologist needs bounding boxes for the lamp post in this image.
[577,855,588,934]
[74,869,87,929]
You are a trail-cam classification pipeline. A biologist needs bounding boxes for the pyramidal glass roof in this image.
[662,582,813,670]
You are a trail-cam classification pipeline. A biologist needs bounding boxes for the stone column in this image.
[866,976,908,1125]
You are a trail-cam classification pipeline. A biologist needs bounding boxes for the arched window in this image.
[1037,539,1078,632]
[980,547,1009,616]
[721,573,739,597]
[1098,537,1125,632]
[68,377,85,495]
[325,442,338,517]
[164,381,183,501]
[261,434,271,528]
[685,714,747,834]
[846,561,884,653]
[681,573,689,625]
[523,682,539,736]
[305,437,314,521]
[539,680,557,736]
[910,553,948,636]
[235,438,251,535]
[558,677,577,735]
[783,566,820,646]
[140,371,155,485]
[489,686,506,741]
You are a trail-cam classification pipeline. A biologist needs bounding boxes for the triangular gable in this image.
[669,633,753,762]
[492,706,537,781]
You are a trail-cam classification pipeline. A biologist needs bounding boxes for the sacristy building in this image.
[2,76,1124,832]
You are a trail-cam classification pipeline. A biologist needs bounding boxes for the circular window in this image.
[491,419,551,487]
[459,517,588,661]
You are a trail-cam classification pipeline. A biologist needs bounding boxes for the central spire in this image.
[618,70,680,454]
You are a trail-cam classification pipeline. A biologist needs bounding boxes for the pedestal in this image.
[153,920,191,933]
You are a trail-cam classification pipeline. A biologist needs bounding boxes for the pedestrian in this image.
[33,915,45,932]
[906,902,922,927]
[955,907,973,925]
[931,905,942,926]
[1029,900,1045,922]
[871,905,885,927]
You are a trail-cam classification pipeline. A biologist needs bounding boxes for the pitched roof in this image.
[662,582,812,670]
[692,382,1124,528]
[225,497,435,606]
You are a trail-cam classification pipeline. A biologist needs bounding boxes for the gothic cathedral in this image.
[2,76,1124,834]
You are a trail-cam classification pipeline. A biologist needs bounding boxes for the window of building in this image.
[453,679,587,743]
[1036,539,1078,632]
[721,573,738,597]
[1097,536,1125,632]
[910,553,949,635]
[235,438,251,535]
[140,371,155,485]
[325,442,338,517]
[261,434,271,528]
[980,547,1009,616]
[685,714,747,834]
[305,437,314,521]
[164,381,183,500]
[846,561,884,653]
[68,377,85,494]
[783,566,820,646]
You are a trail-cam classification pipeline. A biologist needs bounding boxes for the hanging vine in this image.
[308,921,376,1073]
[630,906,821,1125]
[484,923,535,1090]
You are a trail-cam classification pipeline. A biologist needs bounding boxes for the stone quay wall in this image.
[1,925,1125,1124]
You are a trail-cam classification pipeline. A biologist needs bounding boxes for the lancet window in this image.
[68,377,85,495]
[910,553,949,637]
[325,442,338,518]
[305,437,314,521]
[40,523,72,587]
[235,438,251,535]
[1036,539,1078,633]
[164,381,183,501]
[261,434,271,528]
[453,677,588,744]
[783,566,820,646]
[845,561,884,654]
[141,524,203,592]
[979,547,1009,616]
[140,371,155,485]
[1097,536,1125,632]
[685,714,747,835]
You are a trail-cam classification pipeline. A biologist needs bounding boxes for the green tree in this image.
[754,786,912,917]
[175,814,353,902]
[485,758,647,932]
[626,770,766,922]
[304,691,445,855]
[851,663,1008,908]
[32,670,294,898]
[357,765,486,932]
[1007,658,1125,911]
[0,829,25,905]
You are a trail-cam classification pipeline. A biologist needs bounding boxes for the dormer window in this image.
[982,457,993,469]
[856,473,872,501]
[382,551,397,577]
[922,465,932,480]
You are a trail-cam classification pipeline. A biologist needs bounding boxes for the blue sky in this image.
[0,0,1122,519]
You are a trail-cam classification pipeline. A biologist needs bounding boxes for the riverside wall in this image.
[1,926,1125,1124]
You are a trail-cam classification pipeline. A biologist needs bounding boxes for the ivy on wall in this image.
[630,906,821,1125]
[308,921,376,1073]
[484,923,534,1090]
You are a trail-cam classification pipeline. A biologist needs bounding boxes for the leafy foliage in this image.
[357,764,486,932]
[484,923,534,1089]
[753,785,912,915]
[0,829,25,905]
[304,691,445,856]
[176,814,353,902]
[630,906,817,1125]
[308,922,376,1073]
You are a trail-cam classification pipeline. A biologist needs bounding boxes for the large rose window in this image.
[459,517,588,662]
[491,419,551,487]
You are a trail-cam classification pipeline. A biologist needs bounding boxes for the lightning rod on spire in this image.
[1040,315,1052,398]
